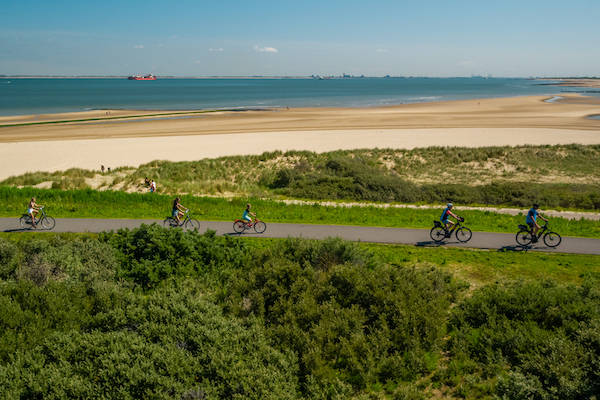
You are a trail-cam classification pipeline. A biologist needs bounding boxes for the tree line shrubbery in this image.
[263,155,600,209]
[1,226,599,398]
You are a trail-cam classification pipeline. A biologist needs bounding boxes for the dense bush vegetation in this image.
[442,280,600,399]
[1,227,599,398]
[264,155,600,209]
[221,238,463,393]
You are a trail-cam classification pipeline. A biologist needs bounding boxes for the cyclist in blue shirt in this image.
[526,204,548,242]
[440,203,459,230]
[242,203,256,225]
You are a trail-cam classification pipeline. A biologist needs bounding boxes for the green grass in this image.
[2,186,600,238]
[361,242,600,287]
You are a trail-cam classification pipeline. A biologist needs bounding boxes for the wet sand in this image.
[0,95,599,180]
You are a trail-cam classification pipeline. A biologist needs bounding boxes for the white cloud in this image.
[254,45,278,53]
[133,44,144,49]
[376,48,389,53]
[209,47,224,52]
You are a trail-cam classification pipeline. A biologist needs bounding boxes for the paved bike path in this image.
[1,218,599,255]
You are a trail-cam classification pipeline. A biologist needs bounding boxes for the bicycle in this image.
[233,215,267,234]
[163,209,200,231]
[19,206,56,230]
[515,222,561,248]
[430,216,472,243]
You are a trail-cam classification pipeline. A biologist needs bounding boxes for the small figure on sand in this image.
[101,165,105,173]
[107,167,111,173]
[150,179,157,193]
[144,177,150,187]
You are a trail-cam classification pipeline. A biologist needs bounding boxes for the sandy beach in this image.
[1,95,599,180]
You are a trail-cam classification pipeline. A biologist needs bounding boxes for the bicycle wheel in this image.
[41,216,56,230]
[184,219,200,231]
[456,227,472,243]
[19,216,29,229]
[516,230,533,246]
[233,220,246,233]
[254,221,267,233]
[543,231,562,248]
[430,226,446,243]
[163,217,176,228]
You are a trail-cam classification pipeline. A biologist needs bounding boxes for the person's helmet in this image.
[447,203,453,208]
[533,203,539,209]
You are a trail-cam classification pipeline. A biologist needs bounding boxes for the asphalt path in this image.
[1,217,599,255]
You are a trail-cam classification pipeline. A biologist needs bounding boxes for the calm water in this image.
[0,77,570,116]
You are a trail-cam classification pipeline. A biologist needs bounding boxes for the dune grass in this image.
[3,144,600,210]
[2,186,599,238]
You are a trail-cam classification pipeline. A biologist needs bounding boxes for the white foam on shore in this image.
[544,96,564,103]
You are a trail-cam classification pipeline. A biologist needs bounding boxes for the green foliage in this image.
[222,238,462,392]
[1,228,600,398]
[0,281,299,399]
[0,238,18,279]
[265,156,600,209]
[100,224,246,288]
[445,280,600,399]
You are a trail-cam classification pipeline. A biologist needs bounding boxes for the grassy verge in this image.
[2,186,600,238]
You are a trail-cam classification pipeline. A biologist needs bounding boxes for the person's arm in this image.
[449,211,459,219]
[539,213,548,223]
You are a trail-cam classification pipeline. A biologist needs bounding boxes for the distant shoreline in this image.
[2,75,597,81]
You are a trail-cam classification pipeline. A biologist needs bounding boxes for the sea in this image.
[0,77,596,116]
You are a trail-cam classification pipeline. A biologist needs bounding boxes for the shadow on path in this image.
[498,244,530,252]
[415,240,444,247]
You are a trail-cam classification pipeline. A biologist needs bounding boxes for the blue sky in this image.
[1,0,598,76]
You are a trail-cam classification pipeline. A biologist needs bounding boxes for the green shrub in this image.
[447,280,600,399]
[100,224,246,288]
[0,281,299,399]
[222,238,462,393]
[0,238,18,279]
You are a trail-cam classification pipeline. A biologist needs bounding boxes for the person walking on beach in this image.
[101,165,105,173]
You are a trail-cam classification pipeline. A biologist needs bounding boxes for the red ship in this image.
[128,74,156,80]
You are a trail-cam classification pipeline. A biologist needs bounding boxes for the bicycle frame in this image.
[436,219,463,234]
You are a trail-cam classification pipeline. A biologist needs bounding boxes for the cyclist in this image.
[526,204,548,242]
[27,197,42,228]
[242,203,256,225]
[440,203,459,232]
[172,197,187,224]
